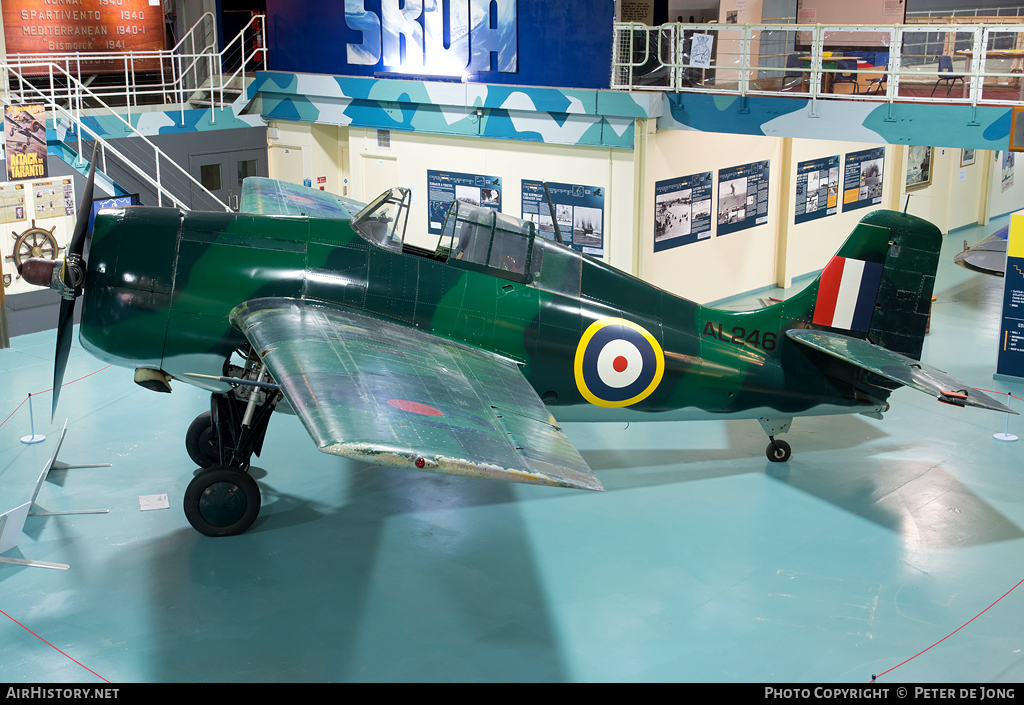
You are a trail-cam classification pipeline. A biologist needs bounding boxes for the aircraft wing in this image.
[229,297,604,491]
[953,230,1007,276]
[239,177,366,218]
[787,329,1016,414]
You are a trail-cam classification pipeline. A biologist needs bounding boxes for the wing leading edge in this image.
[239,177,367,219]
[787,329,1016,414]
[229,297,603,491]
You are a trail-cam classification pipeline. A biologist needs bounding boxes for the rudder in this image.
[802,210,942,361]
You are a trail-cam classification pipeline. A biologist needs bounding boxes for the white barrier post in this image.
[994,392,1018,442]
[20,394,45,445]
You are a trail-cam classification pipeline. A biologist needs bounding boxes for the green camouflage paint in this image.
[80,193,943,427]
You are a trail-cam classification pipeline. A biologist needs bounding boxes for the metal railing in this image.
[3,59,230,212]
[611,21,1024,109]
[4,13,267,124]
[0,14,271,212]
[907,7,1024,19]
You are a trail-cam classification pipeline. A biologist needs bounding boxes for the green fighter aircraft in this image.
[20,172,1015,537]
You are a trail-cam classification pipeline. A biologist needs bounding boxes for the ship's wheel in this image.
[5,220,64,279]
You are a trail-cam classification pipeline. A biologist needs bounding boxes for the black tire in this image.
[185,411,220,468]
[766,439,792,463]
[183,466,261,537]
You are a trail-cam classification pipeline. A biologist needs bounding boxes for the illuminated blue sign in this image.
[344,0,517,75]
[267,0,612,90]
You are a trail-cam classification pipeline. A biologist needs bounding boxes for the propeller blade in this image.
[50,142,98,420]
[51,297,76,422]
[67,143,98,259]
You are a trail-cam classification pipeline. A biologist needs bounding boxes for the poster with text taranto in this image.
[654,171,713,252]
[794,155,839,224]
[717,161,770,236]
[842,147,885,212]
[521,180,605,257]
[427,170,501,235]
[5,104,47,182]
[4,0,165,75]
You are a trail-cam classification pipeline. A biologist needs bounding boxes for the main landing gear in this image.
[758,417,793,463]
[183,347,280,537]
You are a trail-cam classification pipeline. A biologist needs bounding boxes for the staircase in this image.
[1,13,268,211]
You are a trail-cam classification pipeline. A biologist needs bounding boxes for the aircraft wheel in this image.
[185,411,220,468]
[766,439,792,463]
[183,466,261,537]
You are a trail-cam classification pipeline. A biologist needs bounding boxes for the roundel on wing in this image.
[574,318,665,408]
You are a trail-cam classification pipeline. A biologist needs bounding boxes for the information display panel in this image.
[842,147,885,212]
[997,211,1024,380]
[427,170,501,235]
[654,172,712,252]
[717,161,769,236]
[794,155,839,224]
[521,180,604,257]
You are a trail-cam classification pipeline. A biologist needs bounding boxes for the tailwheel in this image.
[183,466,261,537]
[766,438,792,463]
[185,411,221,468]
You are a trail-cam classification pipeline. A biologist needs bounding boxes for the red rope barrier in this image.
[871,575,1024,682]
[973,387,1024,404]
[0,396,29,431]
[0,607,110,683]
[0,365,111,431]
[0,365,117,679]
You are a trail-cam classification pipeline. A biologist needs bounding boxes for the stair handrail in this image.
[170,11,219,56]
[3,13,256,116]
[205,13,268,119]
[3,59,231,212]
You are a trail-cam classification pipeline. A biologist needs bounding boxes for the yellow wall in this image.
[642,130,898,302]
[643,129,783,303]
[267,121,348,196]
[987,150,1024,222]
[781,139,897,288]
[899,146,989,234]
[948,149,987,231]
[270,122,638,274]
[267,120,1023,305]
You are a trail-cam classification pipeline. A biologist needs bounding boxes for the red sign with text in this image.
[4,0,166,75]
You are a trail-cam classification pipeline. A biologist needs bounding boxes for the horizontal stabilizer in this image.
[787,329,1017,415]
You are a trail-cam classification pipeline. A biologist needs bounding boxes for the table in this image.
[798,56,874,93]
[956,49,1024,91]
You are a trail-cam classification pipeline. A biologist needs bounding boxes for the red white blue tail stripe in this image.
[812,256,884,332]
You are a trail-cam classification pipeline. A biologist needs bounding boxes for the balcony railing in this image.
[3,12,267,123]
[0,14,269,212]
[611,21,1024,108]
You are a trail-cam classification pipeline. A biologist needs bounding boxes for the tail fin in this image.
[797,210,941,360]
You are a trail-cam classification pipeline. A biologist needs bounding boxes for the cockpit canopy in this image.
[353,188,582,298]
[351,187,411,252]
[437,201,536,279]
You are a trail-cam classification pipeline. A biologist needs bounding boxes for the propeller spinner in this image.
[18,146,97,421]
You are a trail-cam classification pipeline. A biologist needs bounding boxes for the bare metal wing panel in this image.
[239,177,366,219]
[230,297,603,491]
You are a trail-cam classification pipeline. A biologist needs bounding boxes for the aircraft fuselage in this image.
[80,207,880,426]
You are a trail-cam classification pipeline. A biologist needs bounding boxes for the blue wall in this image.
[265,0,615,90]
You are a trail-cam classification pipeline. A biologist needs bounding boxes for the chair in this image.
[866,52,889,94]
[781,53,803,90]
[931,55,965,97]
[831,59,860,93]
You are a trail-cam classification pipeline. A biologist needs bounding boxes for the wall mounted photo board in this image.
[905,146,933,192]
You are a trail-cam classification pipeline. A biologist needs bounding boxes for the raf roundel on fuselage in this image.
[574,317,665,408]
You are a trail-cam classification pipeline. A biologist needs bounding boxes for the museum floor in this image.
[1,215,1022,683]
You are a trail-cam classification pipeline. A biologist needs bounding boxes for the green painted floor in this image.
[1,216,1022,683]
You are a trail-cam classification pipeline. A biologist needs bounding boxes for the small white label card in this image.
[139,494,170,511]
